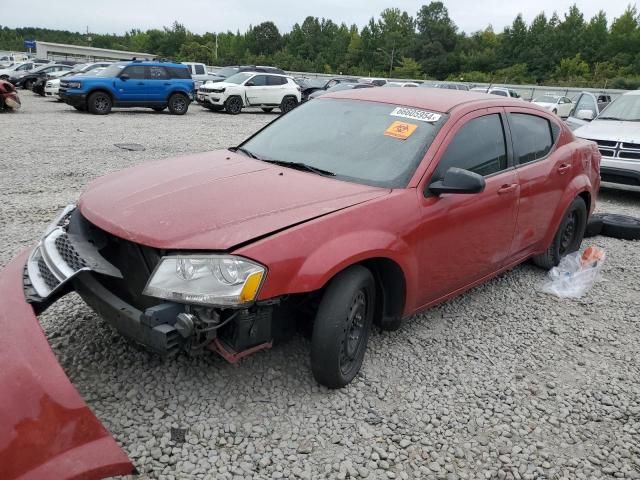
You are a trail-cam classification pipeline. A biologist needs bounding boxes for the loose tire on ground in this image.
[87,92,112,115]
[311,265,376,389]
[225,96,243,115]
[601,214,640,240]
[584,213,605,238]
[168,93,189,115]
[280,96,297,114]
[533,197,587,269]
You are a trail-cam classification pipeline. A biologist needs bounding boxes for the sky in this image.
[0,0,635,35]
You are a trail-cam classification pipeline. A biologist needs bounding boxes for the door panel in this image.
[145,65,171,102]
[415,109,520,306]
[245,75,270,105]
[114,65,147,102]
[506,109,573,257]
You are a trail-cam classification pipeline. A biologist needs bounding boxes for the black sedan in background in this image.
[10,64,73,90]
[307,82,374,100]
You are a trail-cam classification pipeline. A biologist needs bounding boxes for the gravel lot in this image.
[2,93,640,480]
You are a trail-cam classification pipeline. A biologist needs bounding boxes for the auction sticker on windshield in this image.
[391,107,442,123]
[385,121,418,140]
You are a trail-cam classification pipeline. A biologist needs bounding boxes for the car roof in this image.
[323,87,526,113]
[622,90,640,96]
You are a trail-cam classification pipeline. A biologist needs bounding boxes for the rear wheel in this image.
[280,96,297,114]
[168,93,189,115]
[23,79,34,90]
[533,197,587,269]
[225,96,243,115]
[311,265,375,388]
[87,91,112,115]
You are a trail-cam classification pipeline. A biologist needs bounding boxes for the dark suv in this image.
[59,60,194,115]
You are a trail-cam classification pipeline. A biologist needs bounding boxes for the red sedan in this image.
[0,88,600,479]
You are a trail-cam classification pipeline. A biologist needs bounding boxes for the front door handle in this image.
[497,184,518,195]
[136,82,145,86]
[558,163,572,174]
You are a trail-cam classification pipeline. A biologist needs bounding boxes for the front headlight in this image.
[67,81,82,89]
[143,255,266,307]
[212,88,225,94]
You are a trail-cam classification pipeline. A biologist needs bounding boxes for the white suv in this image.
[574,90,640,192]
[197,72,301,114]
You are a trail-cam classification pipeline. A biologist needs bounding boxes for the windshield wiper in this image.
[597,116,623,121]
[261,159,336,177]
[230,146,262,160]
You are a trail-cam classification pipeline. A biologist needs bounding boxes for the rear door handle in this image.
[136,82,145,85]
[558,163,572,174]
[497,184,518,195]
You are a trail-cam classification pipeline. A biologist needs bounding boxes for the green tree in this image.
[393,57,422,78]
[414,2,459,79]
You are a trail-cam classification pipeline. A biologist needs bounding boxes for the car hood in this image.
[203,80,240,89]
[532,101,555,108]
[79,151,390,250]
[574,120,640,143]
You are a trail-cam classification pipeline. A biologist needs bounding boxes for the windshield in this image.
[69,63,89,73]
[95,63,126,77]
[326,83,356,92]
[225,72,253,84]
[217,66,239,78]
[598,94,640,121]
[240,98,448,188]
[534,96,558,103]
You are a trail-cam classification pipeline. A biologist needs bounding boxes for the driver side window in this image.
[249,75,268,86]
[432,114,508,181]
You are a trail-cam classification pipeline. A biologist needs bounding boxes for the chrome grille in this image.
[37,257,60,289]
[586,138,640,161]
[54,234,87,271]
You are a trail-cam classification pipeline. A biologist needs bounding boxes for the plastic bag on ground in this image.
[541,246,606,298]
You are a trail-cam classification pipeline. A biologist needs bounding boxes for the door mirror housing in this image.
[576,109,595,121]
[119,73,130,81]
[245,80,255,87]
[429,167,486,195]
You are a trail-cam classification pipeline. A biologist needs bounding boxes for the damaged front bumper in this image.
[0,249,135,480]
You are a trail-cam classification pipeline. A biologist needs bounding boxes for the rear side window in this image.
[491,90,508,97]
[510,113,554,165]
[194,64,205,75]
[167,67,191,79]
[433,114,507,180]
[267,76,286,86]
[148,66,169,80]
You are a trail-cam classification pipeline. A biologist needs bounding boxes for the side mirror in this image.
[576,109,595,121]
[119,73,130,81]
[245,81,255,87]
[429,167,486,195]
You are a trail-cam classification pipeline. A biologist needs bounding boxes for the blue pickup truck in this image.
[59,60,195,115]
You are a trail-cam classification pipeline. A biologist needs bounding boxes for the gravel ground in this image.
[2,93,640,480]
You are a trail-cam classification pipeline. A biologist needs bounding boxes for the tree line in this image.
[2,2,640,88]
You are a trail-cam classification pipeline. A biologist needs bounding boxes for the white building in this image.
[35,41,157,62]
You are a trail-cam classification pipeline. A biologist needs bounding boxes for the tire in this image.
[23,79,34,90]
[533,197,587,269]
[584,213,605,238]
[152,106,166,112]
[311,265,376,389]
[601,214,640,240]
[224,96,243,115]
[261,107,274,113]
[87,91,112,115]
[168,93,189,115]
[280,96,297,114]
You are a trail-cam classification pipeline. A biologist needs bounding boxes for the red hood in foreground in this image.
[79,151,389,250]
[0,250,135,480]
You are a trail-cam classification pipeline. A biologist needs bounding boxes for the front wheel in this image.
[311,265,375,389]
[87,91,112,115]
[168,93,189,115]
[280,96,297,114]
[23,79,34,90]
[225,96,243,115]
[533,197,587,269]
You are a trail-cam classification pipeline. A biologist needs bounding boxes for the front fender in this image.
[291,229,417,298]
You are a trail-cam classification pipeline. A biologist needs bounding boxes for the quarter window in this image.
[433,114,508,180]
[194,64,205,75]
[267,76,286,86]
[509,113,554,165]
